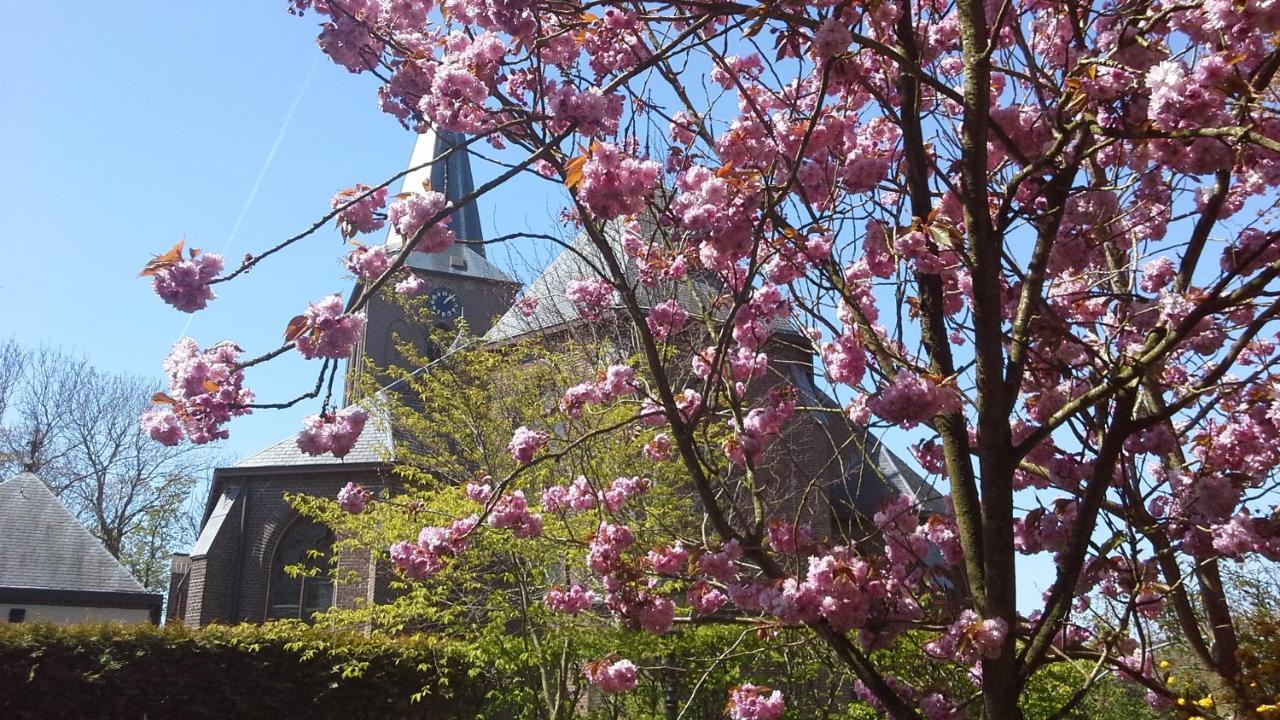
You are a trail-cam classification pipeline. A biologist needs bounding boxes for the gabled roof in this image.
[484,219,794,343]
[232,405,396,469]
[0,472,149,594]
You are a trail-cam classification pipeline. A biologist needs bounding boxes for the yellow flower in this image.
[1197,697,1214,709]
[1159,660,1170,669]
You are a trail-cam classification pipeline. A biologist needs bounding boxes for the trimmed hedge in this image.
[0,621,486,720]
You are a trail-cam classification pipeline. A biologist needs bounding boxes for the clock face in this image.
[428,288,461,319]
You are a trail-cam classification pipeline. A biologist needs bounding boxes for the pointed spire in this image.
[386,126,485,255]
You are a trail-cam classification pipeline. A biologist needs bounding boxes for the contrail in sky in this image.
[178,55,322,340]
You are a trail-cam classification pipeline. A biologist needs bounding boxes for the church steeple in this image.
[387,127,485,257]
[346,128,521,405]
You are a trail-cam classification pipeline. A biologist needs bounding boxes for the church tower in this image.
[346,128,520,403]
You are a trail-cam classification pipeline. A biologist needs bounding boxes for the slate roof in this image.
[233,405,396,469]
[0,472,149,594]
[785,364,942,517]
[484,220,798,343]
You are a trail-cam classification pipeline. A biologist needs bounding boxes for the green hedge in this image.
[0,621,486,720]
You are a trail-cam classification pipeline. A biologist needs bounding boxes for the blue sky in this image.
[0,2,562,463]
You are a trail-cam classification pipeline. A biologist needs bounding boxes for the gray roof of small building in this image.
[0,472,149,594]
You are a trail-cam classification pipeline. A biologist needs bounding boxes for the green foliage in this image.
[291,320,1168,719]
[0,621,483,720]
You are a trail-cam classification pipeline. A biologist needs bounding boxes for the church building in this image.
[167,129,930,627]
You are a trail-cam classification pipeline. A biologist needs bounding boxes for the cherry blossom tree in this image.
[143,0,1280,716]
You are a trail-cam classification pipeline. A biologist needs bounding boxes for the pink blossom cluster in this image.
[576,143,662,219]
[923,610,1009,666]
[336,481,370,513]
[546,83,624,137]
[141,338,254,445]
[541,476,599,514]
[698,539,742,583]
[344,244,391,280]
[331,183,387,236]
[726,386,797,467]
[294,295,367,360]
[647,542,689,576]
[296,407,369,458]
[545,474,649,515]
[387,191,457,253]
[587,522,635,574]
[507,425,548,464]
[581,9,651,78]
[642,433,673,461]
[544,584,596,614]
[732,285,792,351]
[867,372,961,427]
[565,277,616,320]
[151,252,225,314]
[646,299,690,341]
[488,491,543,538]
[465,480,493,504]
[389,516,477,579]
[394,273,426,295]
[763,233,832,284]
[766,521,813,554]
[584,658,638,694]
[559,364,637,418]
[687,580,728,615]
[821,331,868,386]
[727,684,785,720]
[605,581,676,634]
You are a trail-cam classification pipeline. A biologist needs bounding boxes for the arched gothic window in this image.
[267,517,334,621]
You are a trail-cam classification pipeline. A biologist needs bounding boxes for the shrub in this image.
[0,621,485,720]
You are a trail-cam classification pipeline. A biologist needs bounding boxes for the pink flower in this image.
[646,299,689,340]
[688,580,728,615]
[345,244,391,279]
[584,658,638,694]
[151,252,225,313]
[728,684,785,720]
[924,610,1009,666]
[515,295,540,317]
[811,17,851,61]
[1140,256,1176,293]
[296,408,369,458]
[387,191,457,253]
[144,338,254,445]
[576,143,662,219]
[337,481,369,513]
[643,433,673,461]
[465,481,492,504]
[489,491,543,538]
[822,332,867,386]
[648,542,689,576]
[698,539,742,583]
[588,522,635,574]
[545,584,597,614]
[294,295,367,359]
[395,273,426,295]
[507,425,548,464]
[566,277,616,320]
[331,184,387,237]
[867,372,961,427]
[766,521,812,554]
[141,408,184,446]
[390,540,444,579]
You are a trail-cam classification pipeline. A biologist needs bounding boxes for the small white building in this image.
[0,472,161,624]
